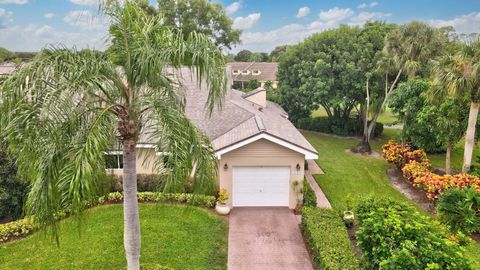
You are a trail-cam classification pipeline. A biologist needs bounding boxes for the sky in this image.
[0,0,479,53]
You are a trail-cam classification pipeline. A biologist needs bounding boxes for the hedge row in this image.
[303,180,317,207]
[1,192,216,243]
[301,207,359,270]
[296,116,383,138]
[355,197,472,269]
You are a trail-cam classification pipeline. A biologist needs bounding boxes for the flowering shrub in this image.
[401,161,480,200]
[382,140,428,168]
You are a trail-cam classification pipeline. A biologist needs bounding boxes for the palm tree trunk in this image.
[446,141,452,174]
[463,102,479,173]
[123,139,140,270]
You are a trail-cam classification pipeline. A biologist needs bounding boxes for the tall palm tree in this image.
[0,1,226,269]
[432,42,480,172]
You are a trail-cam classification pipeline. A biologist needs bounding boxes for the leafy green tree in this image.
[269,45,289,62]
[0,142,29,220]
[0,1,226,269]
[234,49,253,62]
[141,0,241,49]
[431,41,480,172]
[250,52,269,62]
[390,80,468,171]
[0,47,16,62]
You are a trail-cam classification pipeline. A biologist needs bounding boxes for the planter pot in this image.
[215,203,231,215]
[343,211,355,228]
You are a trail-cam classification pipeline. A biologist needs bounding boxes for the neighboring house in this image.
[110,67,318,209]
[0,62,17,77]
[227,62,278,90]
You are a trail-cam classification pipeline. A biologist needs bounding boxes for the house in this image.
[0,62,17,77]
[108,68,317,209]
[227,62,278,90]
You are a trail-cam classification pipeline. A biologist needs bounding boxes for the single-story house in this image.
[107,68,318,209]
[227,62,278,90]
[0,62,18,77]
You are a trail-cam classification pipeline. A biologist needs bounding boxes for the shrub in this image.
[0,143,29,220]
[438,188,480,234]
[382,140,429,169]
[303,180,317,207]
[106,174,164,192]
[0,216,37,243]
[296,117,383,138]
[355,197,472,270]
[302,207,360,270]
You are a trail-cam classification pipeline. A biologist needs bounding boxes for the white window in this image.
[232,69,240,75]
[252,70,262,75]
[105,153,123,169]
[241,70,250,75]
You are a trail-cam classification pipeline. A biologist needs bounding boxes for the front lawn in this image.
[0,204,228,270]
[304,129,480,269]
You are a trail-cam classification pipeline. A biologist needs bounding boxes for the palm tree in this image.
[432,41,480,172]
[0,1,226,269]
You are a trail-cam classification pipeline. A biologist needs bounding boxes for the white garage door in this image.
[232,166,290,207]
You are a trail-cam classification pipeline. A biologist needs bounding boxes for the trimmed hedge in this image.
[303,180,317,207]
[107,174,164,192]
[1,192,216,244]
[296,116,383,138]
[355,197,472,269]
[302,207,360,270]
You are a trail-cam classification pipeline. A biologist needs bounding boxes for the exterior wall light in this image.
[223,163,228,171]
[296,163,301,171]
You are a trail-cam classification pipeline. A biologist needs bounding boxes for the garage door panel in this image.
[232,166,290,207]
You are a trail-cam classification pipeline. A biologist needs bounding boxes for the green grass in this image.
[0,204,228,270]
[311,107,398,125]
[304,129,480,268]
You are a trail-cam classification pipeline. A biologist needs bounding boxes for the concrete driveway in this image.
[227,207,313,270]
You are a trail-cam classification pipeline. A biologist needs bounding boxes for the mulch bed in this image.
[346,224,362,256]
[386,168,436,214]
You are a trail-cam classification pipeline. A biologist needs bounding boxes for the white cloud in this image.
[428,12,480,34]
[370,1,379,7]
[0,8,13,28]
[64,10,108,31]
[0,0,27,4]
[44,13,55,19]
[0,23,107,51]
[318,7,354,22]
[358,3,367,9]
[225,2,241,15]
[70,0,97,6]
[350,11,391,25]
[233,13,261,30]
[296,6,310,18]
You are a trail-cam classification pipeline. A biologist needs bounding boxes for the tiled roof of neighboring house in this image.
[241,87,265,98]
[0,62,17,76]
[178,67,317,155]
[227,62,278,82]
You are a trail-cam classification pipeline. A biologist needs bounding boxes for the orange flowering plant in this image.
[382,140,428,169]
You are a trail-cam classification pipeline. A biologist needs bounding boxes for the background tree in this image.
[143,0,241,49]
[269,45,289,62]
[0,1,226,269]
[234,49,253,62]
[0,47,17,63]
[432,41,480,172]
[250,52,269,62]
[277,24,382,123]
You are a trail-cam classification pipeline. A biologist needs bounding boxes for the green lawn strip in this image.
[0,204,227,270]
[311,107,398,125]
[303,130,480,268]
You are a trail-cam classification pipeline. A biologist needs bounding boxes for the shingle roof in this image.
[241,87,265,98]
[227,62,278,82]
[178,67,317,155]
[0,62,17,76]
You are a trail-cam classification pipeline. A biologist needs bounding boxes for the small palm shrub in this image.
[438,188,480,234]
[355,197,472,270]
[303,180,317,207]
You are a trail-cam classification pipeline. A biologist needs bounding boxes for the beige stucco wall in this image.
[107,148,159,176]
[217,139,305,209]
[245,90,267,108]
